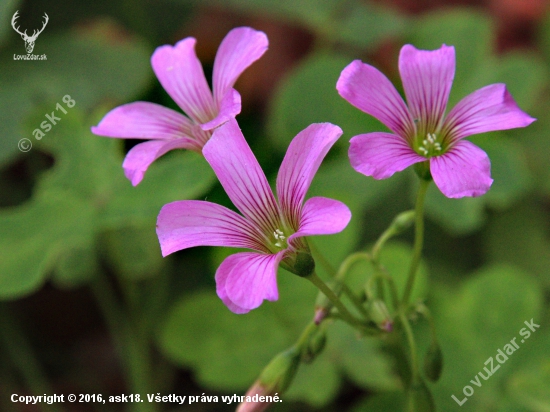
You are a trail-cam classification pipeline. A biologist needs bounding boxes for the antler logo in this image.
[11,11,49,54]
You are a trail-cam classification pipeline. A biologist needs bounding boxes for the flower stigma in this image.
[416,132,442,157]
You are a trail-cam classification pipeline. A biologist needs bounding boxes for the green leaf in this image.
[158,291,290,390]
[101,152,216,228]
[0,19,153,166]
[0,191,95,298]
[268,51,382,152]
[329,322,400,391]
[100,226,165,280]
[430,264,543,410]
[483,202,550,285]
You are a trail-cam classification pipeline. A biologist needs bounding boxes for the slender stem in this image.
[0,306,61,412]
[401,179,430,306]
[90,274,157,412]
[341,284,369,318]
[306,272,365,329]
[295,322,318,350]
[398,310,420,387]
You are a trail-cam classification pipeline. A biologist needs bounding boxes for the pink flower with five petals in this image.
[337,44,535,198]
[156,119,351,313]
[91,27,268,185]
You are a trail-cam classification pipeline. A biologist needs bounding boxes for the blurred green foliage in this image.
[1,1,549,411]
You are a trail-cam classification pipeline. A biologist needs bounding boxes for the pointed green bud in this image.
[314,280,341,324]
[367,299,393,332]
[424,341,443,382]
[258,347,300,394]
[407,379,436,412]
[390,210,416,234]
[282,251,315,278]
[413,160,432,181]
[302,330,327,363]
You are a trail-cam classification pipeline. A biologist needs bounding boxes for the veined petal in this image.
[151,38,216,124]
[349,132,425,179]
[399,44,455,135]
[156,200,267,257]
[276,123,342,229]
[200,88,241,131]
[430,140,493,198]
[212,27,268,105]
[203,119,280,234]
[91,102,195,140]
[442,84,536,142]
[337,60,414,138]
[289,197,351,246]
[215,252,282,314]
[123,139,199,186]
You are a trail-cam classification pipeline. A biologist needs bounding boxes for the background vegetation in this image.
[1,0,549,411]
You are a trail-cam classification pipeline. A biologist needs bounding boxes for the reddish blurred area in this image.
[169,0,548,112]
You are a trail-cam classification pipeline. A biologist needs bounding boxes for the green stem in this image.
[90,275,157,412]
[308,239,337,277]
[399,310,420,387]
[401,179,430,306]
[295,322,318,350]
[306,272,365,329]
[0,306,61,412]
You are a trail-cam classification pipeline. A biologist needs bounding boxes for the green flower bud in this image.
[390,210,416,234]
[302,330,327,363]
[424,341,443,382]
[367,299,393,332]
[413,160,432,181]
[407,379,436,412]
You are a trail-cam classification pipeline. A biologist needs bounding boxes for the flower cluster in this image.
[92,29,534,313]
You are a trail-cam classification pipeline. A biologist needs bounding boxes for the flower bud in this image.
[237,347,300,412]
[302,330,327,363]
[367,299,393,332]
[423,340,443,382]
[313,280,341,324]
[390,210,415,234]
[407,379,436,412]
[413,160,432,181]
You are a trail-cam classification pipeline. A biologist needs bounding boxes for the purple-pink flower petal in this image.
[200,88,241,131]
[288,197,351,247]
[123,139,199,186]
[337,60,414,138]
[151,38,216,125]
[430,140,493,198]
[156,200,267,257]
[91,102,196,140]
[212,27,268,104]
[215,252,282,314]
[276,123,342,229]
[442,83,536,142]
[349,132,425,179]
[398,44,455,134]
[203,119,280,234]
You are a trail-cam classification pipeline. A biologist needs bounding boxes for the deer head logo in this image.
[11,11,49,54]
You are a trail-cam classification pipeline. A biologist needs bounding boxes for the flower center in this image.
[415,133,443,158]
[273,229,288,250]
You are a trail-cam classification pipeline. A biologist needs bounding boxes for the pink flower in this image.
[337,44,535,198]
[91,27,268,186]
[156,119,351,313]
